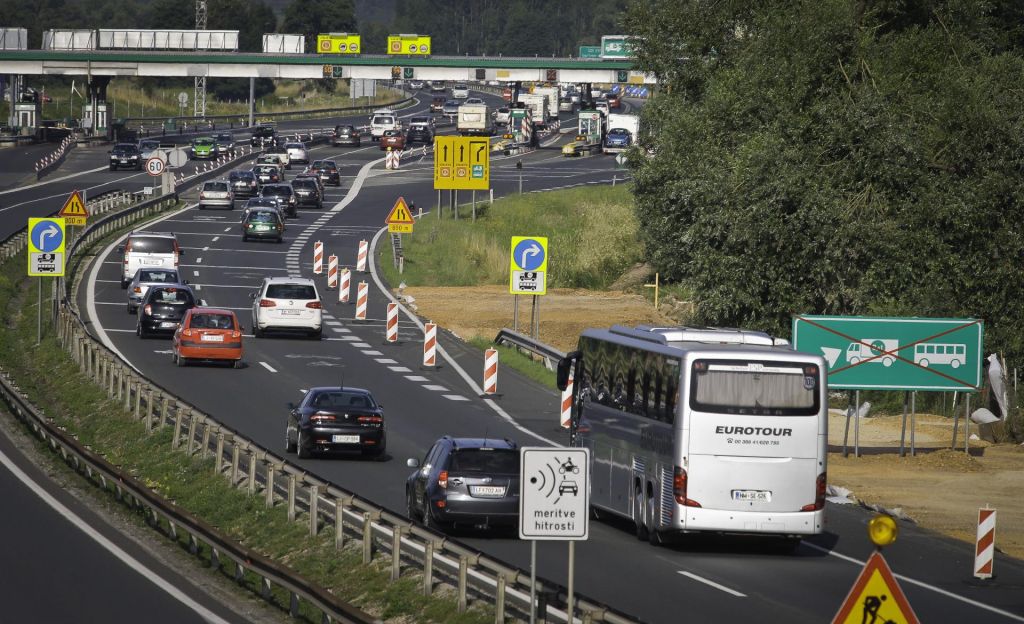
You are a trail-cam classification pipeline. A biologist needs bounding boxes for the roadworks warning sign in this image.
[832,551,919,624]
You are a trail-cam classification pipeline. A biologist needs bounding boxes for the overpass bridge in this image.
[0,50,655,85]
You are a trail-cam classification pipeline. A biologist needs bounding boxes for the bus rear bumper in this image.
[676,507,824,536]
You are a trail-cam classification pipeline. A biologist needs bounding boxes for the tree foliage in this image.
[624,0,1024,359]
[281,0,357,52]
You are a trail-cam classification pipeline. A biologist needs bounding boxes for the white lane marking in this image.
[0,449,234,624]
[196,257,203,264]
[259,362,277,373]
[444,395,469,401]
[202,246,209,252]
[405,375,429,382]
[0,164,108,196]
[375,358,398,364]
[223,227,231,232]
[193,271,200,277]
[335,327,351,333]
[193,284,202,291]
[389,366,412,373]
[802,543,1024,622]
[678,571,747,597]
[351,342,371,348]
[211,237,219,242]
[362,350,383,356]
[423,385,448,392]
[338,336,362,341]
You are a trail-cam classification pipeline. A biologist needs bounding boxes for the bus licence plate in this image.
[733,490,771,502]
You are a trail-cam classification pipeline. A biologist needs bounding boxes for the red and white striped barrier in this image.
[560,369,574,428]
[975,507,997,579]
[385,149,401,170]
[313,240,323,274]
[338,268,351,303]
[385,303,398,343]
[355,281,368,320]
[423,323,437,367]
[483,348,498,395]
[356,240,368,272]
[327,254,338,289]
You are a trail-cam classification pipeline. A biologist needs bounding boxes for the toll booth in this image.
[83,103,108,134]
[14,101,39,135]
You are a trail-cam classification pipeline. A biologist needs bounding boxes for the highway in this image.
[4,87,1024,623]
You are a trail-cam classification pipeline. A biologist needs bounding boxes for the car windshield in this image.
[150,288,193,305]
[113,144,138,154]
[266,283,316,299]
[253,165,276,174]
[128,237,176,253]
[411,117,431,125]
[449,449,519,474]
[373,116,395,125]
[255,126,275,137]
[292,179,317,189]
[204,182,228,192]
[336,126,354,134]
[190,313,234,329]
[248,211,278,223]
[230,171,254,181]
[262,186,292,197]
[216,134,232,141]
[286,143,303,149]
[138,269,178,283]
[139,141,159,150]
[309,391,375,410]
[194,138,214,147]
[609,128,630,136]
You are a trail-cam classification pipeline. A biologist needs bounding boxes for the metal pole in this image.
[910,391,916,457]
[899,391,909,457]
[964,394,971,454]
[454,190,458,220]
[248,77,255,127]
[529,540,537,624]
[472,190,476,221]
[37,278,42,345]
[532,295,540,340]
[519,171,523,194]
[951,391,960,448]
[854,390,860,458]
[842,391,851,458]
[437,189,441,219]
[567,540,575,623]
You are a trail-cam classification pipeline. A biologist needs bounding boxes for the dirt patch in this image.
[404,285,1024,560]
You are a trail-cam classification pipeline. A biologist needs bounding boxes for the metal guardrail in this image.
[494,329,566,370]
[0,144,643,624]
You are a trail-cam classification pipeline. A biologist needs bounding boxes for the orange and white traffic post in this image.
[313,240,323,274]
[356,239,369,272]
[355,281,368,321]
[975,507,997,579]
[385,302,398,343]
[482,348,498,395]
[338,268,351,303]
[327,254,338,289]
[560,369,574,428]
[423,323,437,368]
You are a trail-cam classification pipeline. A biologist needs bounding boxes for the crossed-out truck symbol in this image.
[846,339,898,367]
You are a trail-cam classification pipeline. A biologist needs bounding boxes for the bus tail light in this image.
[673,466,700,508]
[802,472,827,512]
[438,470,448,489]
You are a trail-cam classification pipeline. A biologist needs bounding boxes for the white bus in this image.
[913,342,966,368]
[557,325,828,546]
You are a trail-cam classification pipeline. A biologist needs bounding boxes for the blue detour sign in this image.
[792,316,983,391]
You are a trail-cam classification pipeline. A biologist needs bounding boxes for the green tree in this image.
[281,0,357,52]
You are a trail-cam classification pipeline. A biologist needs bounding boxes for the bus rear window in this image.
[689,360,820,416]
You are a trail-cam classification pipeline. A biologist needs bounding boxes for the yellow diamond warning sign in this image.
[385,196,415,233]
[57,190,88,226]
[832,552,919,624]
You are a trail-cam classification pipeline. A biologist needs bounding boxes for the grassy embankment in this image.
[0,225,490,623]
[379,184,647,388]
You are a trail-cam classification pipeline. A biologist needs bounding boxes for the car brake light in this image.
[143,304,152,316]
[438,470,448,489]
[802,472,827,512]
[231,330,240,339]
[357,415,382,424]
[673,466,700,507]
[200,192,206,199]
[311,411,336,423]
[182,329,193,337]
[306,301,321,309]
[133,287,142,294]
[259,299,276,307]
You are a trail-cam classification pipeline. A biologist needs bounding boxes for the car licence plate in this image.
[201,334,224,342]
[142,259,163,265]
[279,310,301,316]
[332,435,360,443]
[160,321,178,329]
[470,485,506,497]
[732,490,771,502]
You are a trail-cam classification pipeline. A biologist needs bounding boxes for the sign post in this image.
[520,447,590,623]
[28,217,66,344]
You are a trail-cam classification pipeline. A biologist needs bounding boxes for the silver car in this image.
[285,142,309,165]
[127,268,181,314]
[138,139,161,160]
[198,180,234,210]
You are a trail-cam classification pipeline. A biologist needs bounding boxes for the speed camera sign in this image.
[146,157,166,177]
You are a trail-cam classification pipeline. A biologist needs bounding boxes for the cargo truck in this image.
[531,87,561,122]
[517,94,551,130]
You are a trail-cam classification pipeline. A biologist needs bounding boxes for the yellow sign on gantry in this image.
[316,33,361,54]
[387,34,431,56]
[433,136,490,191]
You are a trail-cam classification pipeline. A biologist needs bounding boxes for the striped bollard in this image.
[338,268,351,303]
[975,507,997,579]
[423,323,437,368]
[482,348,498,396]
[560,369,574,429]
[355,281,368,321]
[313,240,324,274]
[385,303,398,343]
[327,255,338,289]
[356,240,369,272]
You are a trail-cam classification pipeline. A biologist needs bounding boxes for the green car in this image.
[191,136,215,160]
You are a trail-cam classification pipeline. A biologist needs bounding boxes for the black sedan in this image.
[285,387,386,459]
[136,283,200,338]
[309,160,341,186]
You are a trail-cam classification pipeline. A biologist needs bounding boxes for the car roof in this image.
[307,386,372,395]
[442,436,517,451]
[128,231,176,240]
[188,306,234,316]
[147,282,193,293]
[262,276,315,286]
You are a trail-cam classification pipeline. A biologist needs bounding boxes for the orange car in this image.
[379,129,406,151]
[172,308,243,368]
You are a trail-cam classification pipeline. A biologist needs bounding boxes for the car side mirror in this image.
[178,249,186,256]
[116,245,124,253]
[249,292,257,300]
[199,299,208,306]
[406,458,420,468]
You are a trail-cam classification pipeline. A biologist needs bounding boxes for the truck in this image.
[456,102,491,136]
[503,105,535,147]
[562,109,605,157]
[531,87,561,122]
[603,113,639,153]
[517,94,551,130]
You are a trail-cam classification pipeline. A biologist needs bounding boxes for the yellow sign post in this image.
[433,136,490,191]
[386,197,415,234]
[316,33,361,54]
[387,34,431,56]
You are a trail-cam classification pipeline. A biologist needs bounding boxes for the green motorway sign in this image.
[579,46,601,59]
[792,315,984,391]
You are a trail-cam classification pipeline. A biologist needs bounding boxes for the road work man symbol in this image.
[861,594,896,624]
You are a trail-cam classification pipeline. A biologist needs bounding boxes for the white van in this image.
[119,232,183,289]
[369,109,400,141]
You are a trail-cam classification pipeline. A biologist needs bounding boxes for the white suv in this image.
[118,232,183,289]
[369,109,400,141]
[251,277,322,339]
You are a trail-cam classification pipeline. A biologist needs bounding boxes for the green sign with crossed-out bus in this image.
[791,316,984,391]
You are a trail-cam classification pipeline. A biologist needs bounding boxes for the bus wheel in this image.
[951,359,961,369]
[919,359,930,368]
[634,485,649,541]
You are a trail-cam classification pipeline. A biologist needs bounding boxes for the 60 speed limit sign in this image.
[145,157,166,176]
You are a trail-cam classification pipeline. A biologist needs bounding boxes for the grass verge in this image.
[469,338,557,391]
[0,246,491,623]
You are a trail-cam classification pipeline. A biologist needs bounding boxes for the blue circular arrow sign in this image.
[513,238,545,271]
[31,219,64,253]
